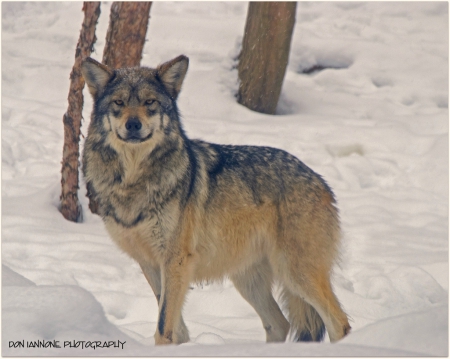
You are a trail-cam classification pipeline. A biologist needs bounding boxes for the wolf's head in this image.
[81,55,189,148]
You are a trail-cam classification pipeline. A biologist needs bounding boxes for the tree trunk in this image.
[237,2,297,115]
[60,2,101,222]
[102,2,152,68]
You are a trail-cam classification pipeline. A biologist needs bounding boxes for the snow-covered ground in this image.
[2,1,448,356]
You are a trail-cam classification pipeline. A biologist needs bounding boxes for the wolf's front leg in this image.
[154,255,192,345]
[140,262,190,343]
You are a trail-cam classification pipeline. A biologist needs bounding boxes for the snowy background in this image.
[2,1,448,356]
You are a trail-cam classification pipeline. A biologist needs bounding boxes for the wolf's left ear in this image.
[157,55,189,100]
[81,57,113,98]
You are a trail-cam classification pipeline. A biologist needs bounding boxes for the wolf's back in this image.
[191,140,336,210]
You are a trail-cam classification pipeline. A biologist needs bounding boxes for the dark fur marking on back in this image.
[208,144,226,180]
[207,144,266,205]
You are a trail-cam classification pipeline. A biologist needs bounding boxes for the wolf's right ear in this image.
[81,57,113,98]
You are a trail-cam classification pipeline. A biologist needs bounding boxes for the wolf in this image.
[81,55,351,345]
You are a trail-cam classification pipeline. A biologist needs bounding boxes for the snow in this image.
[2,1,448,356]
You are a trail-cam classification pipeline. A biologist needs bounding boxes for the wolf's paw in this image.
[154,331,174,345]
[175,325,190,344]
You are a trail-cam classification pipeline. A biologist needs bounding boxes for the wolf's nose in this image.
[125,118,142,132]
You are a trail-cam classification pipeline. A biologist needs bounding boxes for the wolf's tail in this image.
[280,288,326,342]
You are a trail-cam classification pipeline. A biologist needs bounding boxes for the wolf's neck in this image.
[117,145,150,184]
[118,134,186,186]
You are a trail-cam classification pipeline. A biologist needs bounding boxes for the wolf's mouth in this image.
[117,131,153,144]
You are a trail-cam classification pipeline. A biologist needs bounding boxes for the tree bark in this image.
[237,2,297,115]
[102,2,152,68]
[60,2,101,222]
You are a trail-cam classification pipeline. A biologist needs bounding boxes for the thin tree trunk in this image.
[87,1,152,215]
[60,2,101,222]
[237,2,297,115]
[102,2,152,68]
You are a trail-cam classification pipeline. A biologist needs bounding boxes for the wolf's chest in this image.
[99,181,150,225]
[104,215,164,264]
[98,180,181,261]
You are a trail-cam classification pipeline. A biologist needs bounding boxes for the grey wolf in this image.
[81,55,351,345]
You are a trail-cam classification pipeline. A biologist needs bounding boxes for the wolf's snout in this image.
[125,118,142,132]
[119,117,152,143]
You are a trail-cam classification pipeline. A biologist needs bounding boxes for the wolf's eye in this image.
[145,99,155,106]
[114,100,124,106]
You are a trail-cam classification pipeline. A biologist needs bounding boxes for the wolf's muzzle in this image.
[117,118,152,143]
[126,118,142,133]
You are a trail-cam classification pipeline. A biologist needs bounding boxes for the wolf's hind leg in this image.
[140,262,190,344]
[281,266,351,342]
[231,258,290,342]
[279,288,325,342]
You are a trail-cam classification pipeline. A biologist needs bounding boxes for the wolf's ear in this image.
[157,55,189,100]
[81,57,113,98]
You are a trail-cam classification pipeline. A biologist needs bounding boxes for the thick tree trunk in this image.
[60,2,101,222]
[237,2,297,115]
[102,2,152,68]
